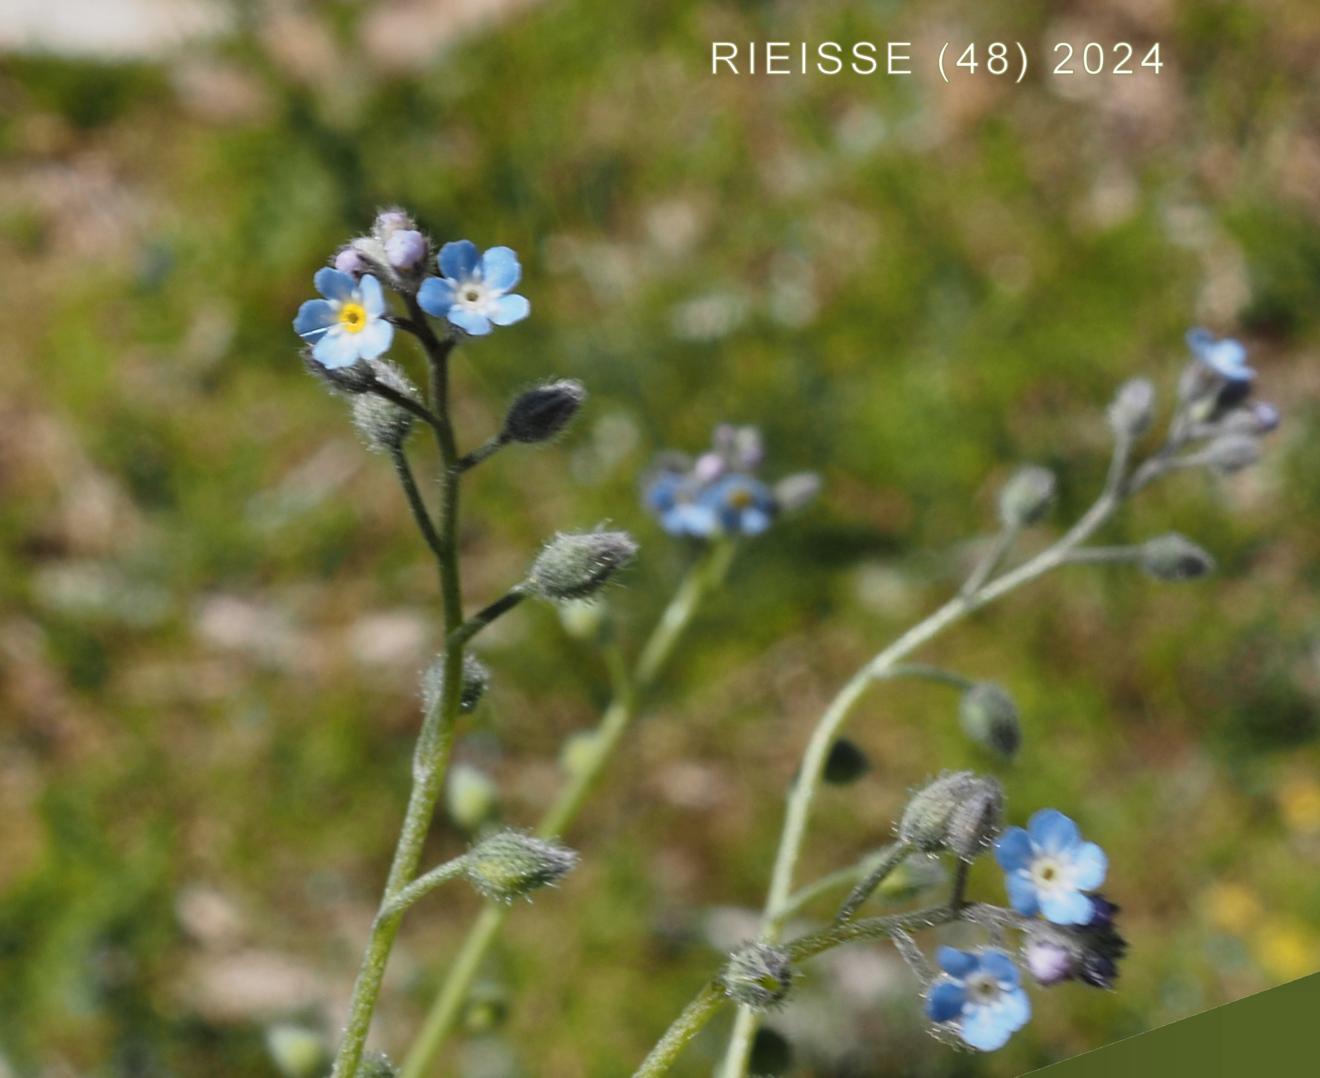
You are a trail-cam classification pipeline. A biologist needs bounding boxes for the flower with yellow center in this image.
[293,269,393,368]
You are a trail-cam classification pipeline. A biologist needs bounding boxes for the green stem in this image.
[400,541,737,1077]
[834,842,911,924]
[390,449,443,563]
[330,310,464,1078]
[719,434,1140,1077]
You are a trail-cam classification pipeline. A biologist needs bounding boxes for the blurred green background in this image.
[1,1,1318,1075]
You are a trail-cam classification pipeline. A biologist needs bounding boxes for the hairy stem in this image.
[330,309,464,1078]
[401,541,737,1076]
[718,434,1140,1076]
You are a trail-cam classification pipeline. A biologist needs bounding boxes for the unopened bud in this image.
[385,228,427,274]
[1139,533,1215,582]
[945,776,1004,860]
[372,207,414,242]
[421,653,490,716]
[333,245,368,278]
[464,829,578,902]
[899,771,975,852]
[446,763,499,831]
[773,472,822,514]
[720,942,793,1011]
[526,531,637,602]
[959,682,1021,760]
[502,380,587,444]
[303,349,377,394]
[351,360,419,453]
[998,465,1056,528]
[1201,433,1261,474]
[1217,402,1281,437]
[823,739,870,785]
[1107,378,1155,439]
[266,1025,328,1078]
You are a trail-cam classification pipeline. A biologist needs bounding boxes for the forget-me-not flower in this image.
[294,269,393,368]
[418,241,530,336]
[994,809,1107,925]
[1187,328,1255,381]
[925,946,1031,1051]
[700,473,777,536]
[644,470,719,538]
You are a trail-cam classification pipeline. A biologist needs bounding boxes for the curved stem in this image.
[719,436,1139,1076]
[401,541,737,1077]
[389,449,443,563]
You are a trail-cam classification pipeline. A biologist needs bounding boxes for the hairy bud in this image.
[446,763,499,831]
[1201,433,1262,474]
[899,771,976,852]
[333,245,368,278]
[899,772,1003,857]
[1139,533,1215,582]
[385,228,427,275]
[823,738,870,785]
[720,942,794,1011]
[1107,378,1155,439]
[421,653,490,715]
[998,465,1056,528]
[351,360,419,453]
[502,380,587,444]
[526,531,638,602]
[944,776,1004,860]
[372,207,415,242]
[959,682,1021,760]
[464,830,579,902]
[303,349,377,395]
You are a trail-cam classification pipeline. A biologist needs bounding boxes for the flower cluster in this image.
[643,425,819,539]
[1177,328,1279,460]
[916,794,1124,1052]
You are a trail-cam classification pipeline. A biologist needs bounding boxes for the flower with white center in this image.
[925,946,1031,1051]
[700,473,777,536]
[1186,327,1255,381]
[417,240,530,336]
[293,269,393,369]
[994,809,1107,925]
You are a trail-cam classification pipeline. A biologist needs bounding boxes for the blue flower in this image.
[1187,328,1255,382]
[644,470,719,538]
[925,946,1031,1051]
[417,241,530,336]
[995,809,1107,925]
[700,474,777,536]
[294,269,393,369]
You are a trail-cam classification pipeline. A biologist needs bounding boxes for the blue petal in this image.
[447,306,492,336]
[961,1003,1014,1052]
[645,474,682,513]
[994,828,1032,872]
[669,503,718,537]
[481,246,522,292]
[1005,872,1040,916]
[312,328,359,369]
[417,276,456,317]
[925,979,967,1022]
[936,946,978,980]
[314,267,356,302]
[489,292,530,326]
[998,987,1032,1032]
[1028,809,1081,853]
[358,274,386,316]
[439,240,479,281]
[1071,841,1108,891]
[356,318,393,360]
[740,508,772,535]
[294,298,336,338]
[978,949,1020,989]
[1039,887,1095,926]
[1185,327,1214,354]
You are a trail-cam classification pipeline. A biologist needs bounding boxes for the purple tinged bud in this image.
[373,208,414,241]
[334,245,368,277]
[1025,939,1075,987]
[693,452,725,483]
[385,228,427,274]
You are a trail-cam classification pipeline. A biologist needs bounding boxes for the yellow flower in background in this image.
[1277,772,1320,836]
[1252,921,1320,983]
[1203,882,1262,934]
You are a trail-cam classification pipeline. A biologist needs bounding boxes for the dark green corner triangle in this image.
[1025,972,1320,1078]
